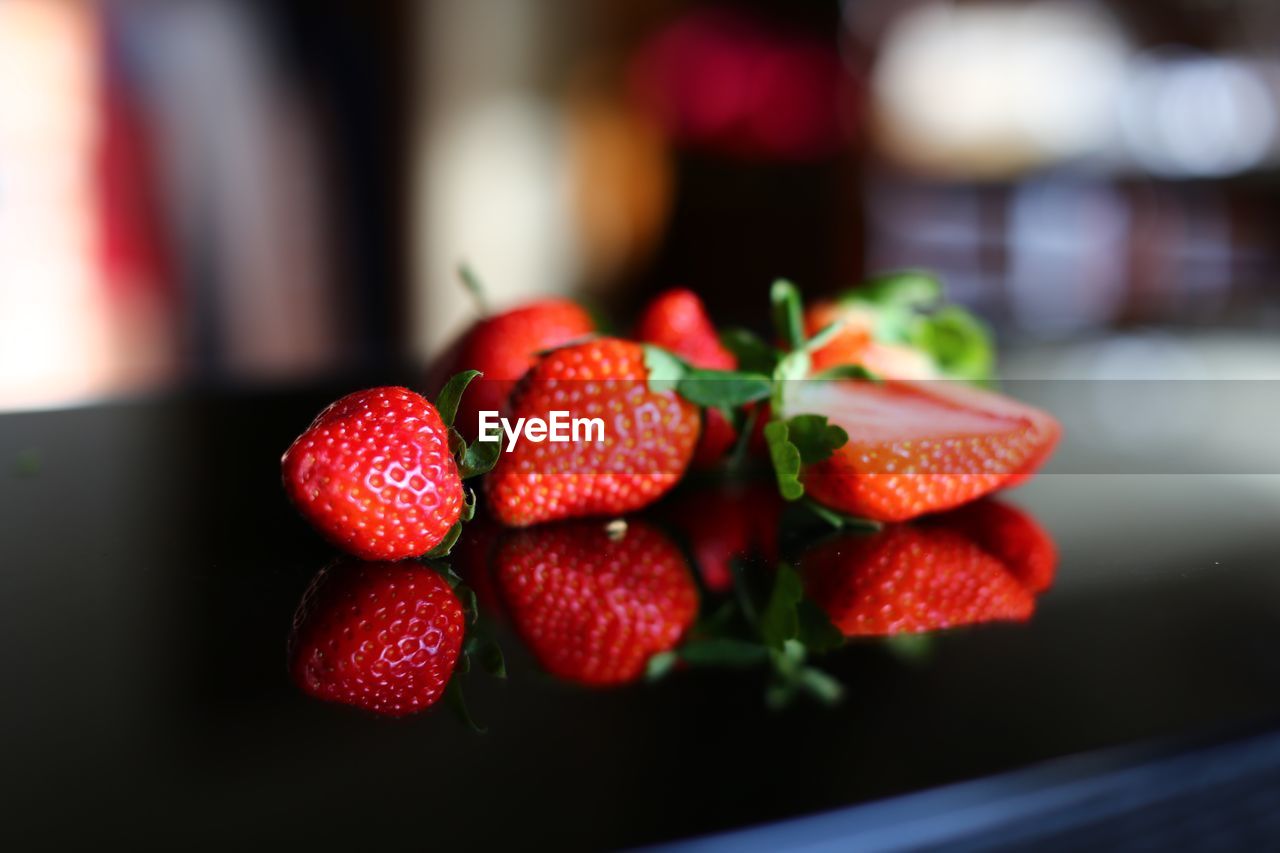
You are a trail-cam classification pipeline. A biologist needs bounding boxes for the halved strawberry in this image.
[495,519,699,685]
[782,378,1060,521]
[485,338,701,527]
[935,499,1057,593]
[800,521,1037,636]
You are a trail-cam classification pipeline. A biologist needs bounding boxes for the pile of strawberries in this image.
[281,271,1060,718]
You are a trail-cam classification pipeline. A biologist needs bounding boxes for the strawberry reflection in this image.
[494,519,699,686]
[799,500,1056,637]
[289,560,466,717]
[659,480,782,592]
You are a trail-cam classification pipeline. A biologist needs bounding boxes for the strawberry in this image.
[800,522,1037,636]
[440,298,595,440]
[779,378,1059,522]
[803,273,993,382]
[282,386,465,560]
[289,560,465,716]
[636,288,739,467]
[495,519,699,685]
[636,288,736,371]
[485,338,701,526]
[805,299,937,379]
[660,481,782,592]
[936,499,1057,593]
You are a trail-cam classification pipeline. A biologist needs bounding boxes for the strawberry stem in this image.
[457,263,491,316]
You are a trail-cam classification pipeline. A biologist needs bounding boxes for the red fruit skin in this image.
[282,387,464,560]
[636,288,738,468]
[496,519,699,686]
[805,299,874,373]
[798,380,1061,522]
[289,561,465,716]
[636,288,736,371]
[442,299,595,440]
[801,524,1036,636]
[661,481,782,592]
[486,338,701,527]
[805,300,937,378]
[938,500,1057,593]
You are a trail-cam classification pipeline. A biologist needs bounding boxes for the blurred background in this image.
[4,0,1280,411]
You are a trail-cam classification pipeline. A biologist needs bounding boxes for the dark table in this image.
[5,384,1280,849]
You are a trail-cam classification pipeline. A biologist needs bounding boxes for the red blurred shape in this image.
[629,8,859,161]
[801,500,1055,636]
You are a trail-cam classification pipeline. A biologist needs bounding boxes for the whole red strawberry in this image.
[282,386,464,560]
[289,560,465,716]
[785,379,1059,522]
[495,519,698,685]
[636,288,735,371]
[442,299,594,440]
[801,523,1037,636]
[486,338,700,526]
[636,288,738,467]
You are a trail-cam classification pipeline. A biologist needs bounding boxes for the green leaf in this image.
[909,306,995,382]
[676,370,773,408]
[801,498,883,532]
[884,633,935,665]
[435,370,481,428]
[810,364,881,383]
[423,522,463,559]
[444,679,486,734]
[796,599,845,653]
[645,651,679,681]
[464,632,507,678]
[795,666,845,705]
[786,414,848,465]
[460,487,477,522]
[642,344,688,393]
[721,328,780,374]
[800,321,844,354]
[770,279,806,350]
[760,564,804,650]
[457,583,479,624]
[764,420,804,501]
[848,270,942,311]
[678,638,771,668]
[458,437,501,479]
[772,350,812,390]
[725,404,760,470]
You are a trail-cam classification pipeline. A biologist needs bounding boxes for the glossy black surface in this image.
[5,385,1280,849]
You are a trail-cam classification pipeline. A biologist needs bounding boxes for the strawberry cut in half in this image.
[783,378,1060,522]
[799,515,1042,637]
[485,337,701,527]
